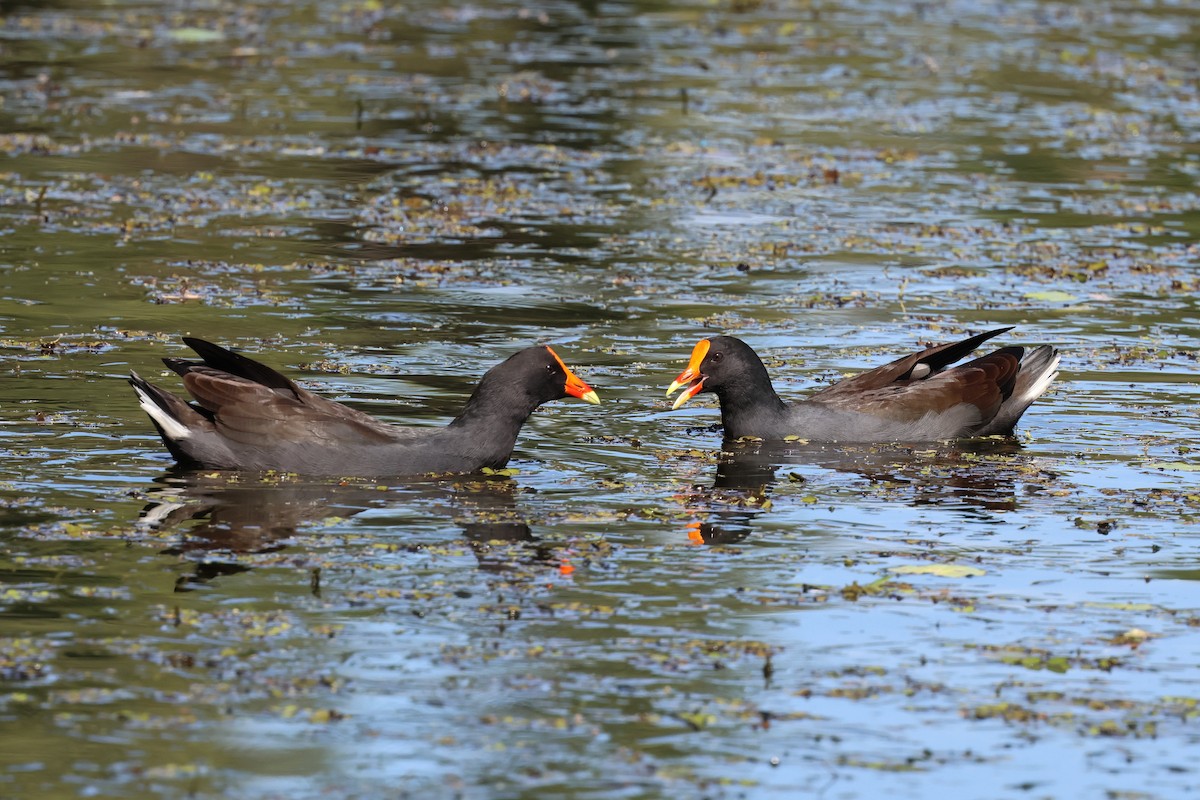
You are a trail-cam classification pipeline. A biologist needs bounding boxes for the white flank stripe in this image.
[133,384,192,440]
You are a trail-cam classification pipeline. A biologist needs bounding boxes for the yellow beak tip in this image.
[666,381,682,397]
[670,392,692,411]
[580,390,601,405]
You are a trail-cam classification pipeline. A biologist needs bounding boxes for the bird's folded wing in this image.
[809,327,1014,397]
[181,369,424,447]
[811,349,1023,425]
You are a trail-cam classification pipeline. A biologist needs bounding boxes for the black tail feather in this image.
[918,327,1013,373]
[162,357,203,378]
[180,338,297,393]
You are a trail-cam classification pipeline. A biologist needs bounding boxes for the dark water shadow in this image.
[684,438,1035,545]
[136,468,541,590]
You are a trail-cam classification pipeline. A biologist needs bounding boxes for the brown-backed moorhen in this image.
[130,338,599,476]
[667,327,1058,441]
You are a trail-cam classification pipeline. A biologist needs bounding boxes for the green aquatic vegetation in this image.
[967,643,1123,673]
[966,690,1187,740]
[887,564,986,578]
[1,0,1200,796]
[1143,461,1200,472]
[840,577,912,602]
[0,638,56,682]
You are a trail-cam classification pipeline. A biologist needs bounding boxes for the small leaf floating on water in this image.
[1110,628,1153,648]
[1143,461,1200,471]
[308,709,347,724]
[166,27,226,43]
[888,564,986,578]
[1023,290,1079,303]
[676,711,717,731]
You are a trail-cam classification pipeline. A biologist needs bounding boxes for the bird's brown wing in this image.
[809,327,1013,399]
[180,368,422,448]
[811,345,1024,426]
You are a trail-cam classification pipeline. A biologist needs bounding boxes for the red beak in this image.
[666,339,710,410]
[546,346,600,404]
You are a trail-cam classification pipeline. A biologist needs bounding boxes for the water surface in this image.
[2,0,1200,797]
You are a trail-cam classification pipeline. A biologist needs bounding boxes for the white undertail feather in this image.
[1016,346,1060,408]
[133,383,192,441]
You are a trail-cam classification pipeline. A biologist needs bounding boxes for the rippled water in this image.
[2,0,1200,797]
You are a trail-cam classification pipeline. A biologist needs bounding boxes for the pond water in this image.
[2,0,1200,797]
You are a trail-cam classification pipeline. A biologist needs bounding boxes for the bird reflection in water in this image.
[136,469,548,590]
[679,437,1035,546]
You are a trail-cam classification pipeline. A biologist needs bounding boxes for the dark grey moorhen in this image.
[130,338,600,476]
[666,327,1058,441]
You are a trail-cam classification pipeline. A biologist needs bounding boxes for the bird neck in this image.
[449,375,538,436]
[714,370,787,440]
